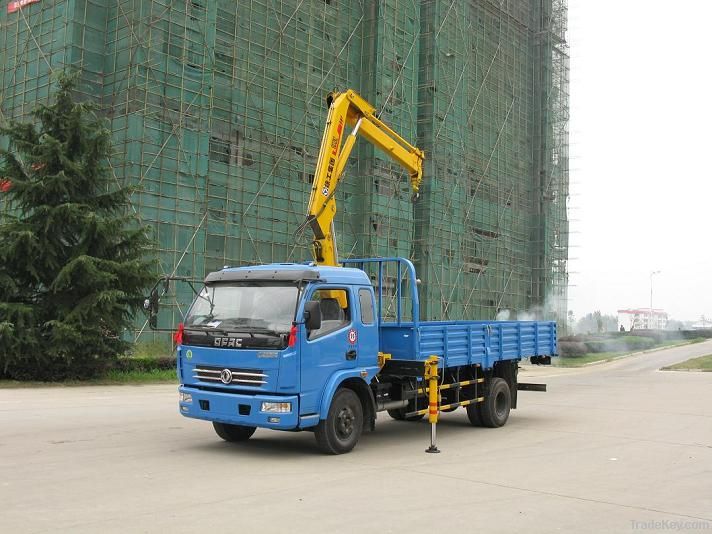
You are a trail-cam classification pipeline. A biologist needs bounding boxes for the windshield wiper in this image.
[238,327,286,337]
[184,325,231,335]
[218,318,254,326]
[185,324,285,338]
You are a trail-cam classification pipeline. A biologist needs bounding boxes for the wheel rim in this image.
[495,390,507,418]
[335,405,355,440]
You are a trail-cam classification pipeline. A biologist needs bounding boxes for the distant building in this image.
[690,317,712,330]
[618,309,668,331]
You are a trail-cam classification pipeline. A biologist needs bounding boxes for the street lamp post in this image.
[650,270,661,329]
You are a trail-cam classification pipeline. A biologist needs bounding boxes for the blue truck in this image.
[172,257,557,454]
[147,90,558,454]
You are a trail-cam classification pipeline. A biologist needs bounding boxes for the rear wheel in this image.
[315,388,364,454]
[466,402,482,426]
[212,422,256,442]
[478,377,511,428]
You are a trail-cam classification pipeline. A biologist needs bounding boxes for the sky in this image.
[567,0,712,323]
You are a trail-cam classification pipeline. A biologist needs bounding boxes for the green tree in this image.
[575,311,618,334]
[566,310,575,335]
[593,310,603,333]
[0,73,155,380]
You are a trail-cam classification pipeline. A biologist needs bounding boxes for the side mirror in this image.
[144,281,166,330]
[304,301,322,331]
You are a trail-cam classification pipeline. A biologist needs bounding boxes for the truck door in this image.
[299,286,357,415]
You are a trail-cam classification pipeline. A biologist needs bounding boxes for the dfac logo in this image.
[220,369,233,384]
[348,329,357,345]
[214,337,242,348]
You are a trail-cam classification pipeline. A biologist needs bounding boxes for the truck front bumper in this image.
[178,386,299,430]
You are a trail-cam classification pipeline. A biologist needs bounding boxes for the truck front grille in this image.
[193,365,267,386]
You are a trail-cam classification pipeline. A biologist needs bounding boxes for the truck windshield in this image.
[185,283,298,333]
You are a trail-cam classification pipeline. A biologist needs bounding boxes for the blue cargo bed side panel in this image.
[380,320,557,370]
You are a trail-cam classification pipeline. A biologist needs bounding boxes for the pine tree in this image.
[0,72,156,380]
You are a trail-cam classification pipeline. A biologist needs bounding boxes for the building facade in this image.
[0,0,569,335]
[618,309,668,331]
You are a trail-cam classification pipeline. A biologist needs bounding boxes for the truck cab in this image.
[177,263,381,443]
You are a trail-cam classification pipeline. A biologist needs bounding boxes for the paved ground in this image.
[2,342,712,533]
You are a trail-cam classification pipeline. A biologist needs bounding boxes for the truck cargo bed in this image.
[380,320,557,369]
[342,257,558,370]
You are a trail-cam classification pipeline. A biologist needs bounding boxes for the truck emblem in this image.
[348,329,357,345]
[214,337,243,348]
[220,369,233,384]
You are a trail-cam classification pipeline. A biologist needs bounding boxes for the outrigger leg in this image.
[425,356,440,454]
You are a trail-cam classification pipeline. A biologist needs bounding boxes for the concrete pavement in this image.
[1,341,711,533]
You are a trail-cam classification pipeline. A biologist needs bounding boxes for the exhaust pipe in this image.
[376,399,409,412]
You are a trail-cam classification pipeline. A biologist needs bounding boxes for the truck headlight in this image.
[179,392,193,403]
[261,402,291,413]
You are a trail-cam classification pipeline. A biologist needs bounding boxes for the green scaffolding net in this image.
[0,0,569,338]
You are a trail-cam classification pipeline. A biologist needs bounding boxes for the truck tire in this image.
[478,377,511,428]
[466,402,482,426]
[387,408,425,422]
[212,422,257,442]
[315,388,363,454]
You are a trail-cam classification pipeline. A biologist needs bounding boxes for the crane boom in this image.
[301,89,425,267]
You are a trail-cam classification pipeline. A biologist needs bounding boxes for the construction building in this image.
[0,0,570,335]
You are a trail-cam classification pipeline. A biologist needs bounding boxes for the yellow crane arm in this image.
[302,89,425,267]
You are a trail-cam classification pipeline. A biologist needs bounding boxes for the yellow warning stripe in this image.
[439,397,484,411]
[416,378,484,395]
[406,397,483,417]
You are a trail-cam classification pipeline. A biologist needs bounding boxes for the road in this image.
[1,341,711,533]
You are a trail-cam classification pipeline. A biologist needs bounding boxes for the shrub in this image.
[681,329,712,339]
[558,335,584,343]
[583,340,620,353]
[112,356,176,373]
[622,336,656,351]
[130,339,174,359]
[559,341,588,358]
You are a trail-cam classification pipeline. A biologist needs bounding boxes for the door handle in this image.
[346,350,357,361]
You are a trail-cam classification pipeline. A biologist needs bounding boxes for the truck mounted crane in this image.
[147,89,557,454]
[300,89,424,267]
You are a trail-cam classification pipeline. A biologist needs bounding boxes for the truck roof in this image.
[205,263,371,285]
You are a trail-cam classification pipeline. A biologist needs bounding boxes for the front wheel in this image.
[315,388,363,454]
[213,422,256,442]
